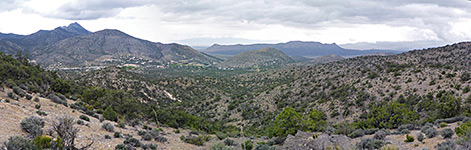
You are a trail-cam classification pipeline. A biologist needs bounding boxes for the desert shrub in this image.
[102,123,114,132]
[35,104,41,109]
[114,132,121,138]
[115,144,126,150]
[441,128,454,139]
[404,134,414,142]
[440,123,448,128]
[241,140,253,150]
[34,97,40,102]
[26,94,33,100]
[364,128,379,135]
[417,133,425,142]
[255,144,276,150]
[357,138,385,150]
[21,116,45,137]
[141,143,158,150]
[77,120,84,125]
[183,135,210,146]
[47,94,67,106]
[3,136,38,150]
[349,129,365,138]
[224,138,235,146]
[211,143,232,150]
[142,133,152,141]
[268,107,301,138]
[216,132,227,140]
[79,115,90,122]
[123,137,141,147]
[36,110,47,116]
[7,92,15,99]
[103,107,117,121]
[435,116,465,126]
[33,135,52,149]
[374,130,386,140]
[434,140,456,150]
[422,125,438,138]
[456,121,471,137]
[105,135,112,139]
[13,86,26,97]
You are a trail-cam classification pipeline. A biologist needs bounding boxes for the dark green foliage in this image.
[216,132,227,140]
[36,110,47,116]
[105,135,112,139]
[455,121,471,137]
[102,123,114,132]
[211,143,231,150]
[77,120,84,125]
[441,128,454,139]
[123,137,141,147]
[141,143,158,150]
[103,107,118,122]
[224,138,235,146]
[26,94,33,100]
[3,136,38,150]
[357,101,418,129]
[21,116,45,137]
[437,93,462,119]
[301,109,327,132]
[33,135,52,150]
[13,86,26,97]
[114,132,121,138]
[35,104,41,109]
[79,115,90,122]
[47,94,67,106]
[404,134,414,142]
[155,136,168,143]
[34,97,40,102]
[142,133,152,141]
[115,144,126,150]
[268,107,301,138]
[241,140,253,150]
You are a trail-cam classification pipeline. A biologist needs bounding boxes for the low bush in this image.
[26,94,33,100]
[34,97,40,102]
[35,104,41,109]
[349,129,365,138]
[455,121,471,137]
[4,136,38,150]
[422,125,438,138]
[102,123,114,132]
[115,144,126,150]
[47,94,67,106]
[441,128,454,139]
[364,128,379,135]
[79,115,90,122]
[114,132,121,138]
[123,137,142,147]
[417,133,425,142]
[36,110,47,116]
[374,130,386,140]
[404,134,414,143]
[241,140,253,150]
[434,140,456,150]
[211,143,232,150]
[155,136,168,143]
[141,143,158,150]
[20,116,45,137]
[224,138,235,146]
[105,135,112,139]
[182,135,211,146]
[33,135,52,149]
[440,123,448,128]
[142,132,153,141]
[357,138,385,150]
[216,132,227,140]
[77,120,84,125]
[12,86,26,97]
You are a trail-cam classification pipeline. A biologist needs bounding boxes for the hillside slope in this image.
[216,47,294,68]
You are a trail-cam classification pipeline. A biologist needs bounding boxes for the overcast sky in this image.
[1,0,470,50]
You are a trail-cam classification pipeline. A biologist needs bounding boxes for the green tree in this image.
[301,109,327,132]
[437,93,461,118]
[103,107,117,121]
[268,107,301,138]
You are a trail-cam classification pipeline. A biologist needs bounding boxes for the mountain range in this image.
[203,41,401,57]
[0,23,220,69]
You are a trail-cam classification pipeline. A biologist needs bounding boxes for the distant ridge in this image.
[204,41,400,56]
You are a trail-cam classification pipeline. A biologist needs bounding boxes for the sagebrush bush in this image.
[216,132,227,140]
[102,123,114,132]
[155,136,168,143]
[349,129,365,138]
[4,136,38,150]
[114,132,121,138]
[34,97,40,102]
[141,143,158,150]
[434,140,456,150]
[364,128,379,135]
[47,94,67,106]
[77,120,84,125]
[20,116,45,137]
[374,130,386,140]
[13,86,26,97]
[424,127,438,138]
[26,94,32,100]
[183,135,210,146]
[440,128,454,139]
[357,138,385,150]
[105,135,112,139]
[142,132,152,141]
[417,133,425,142]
